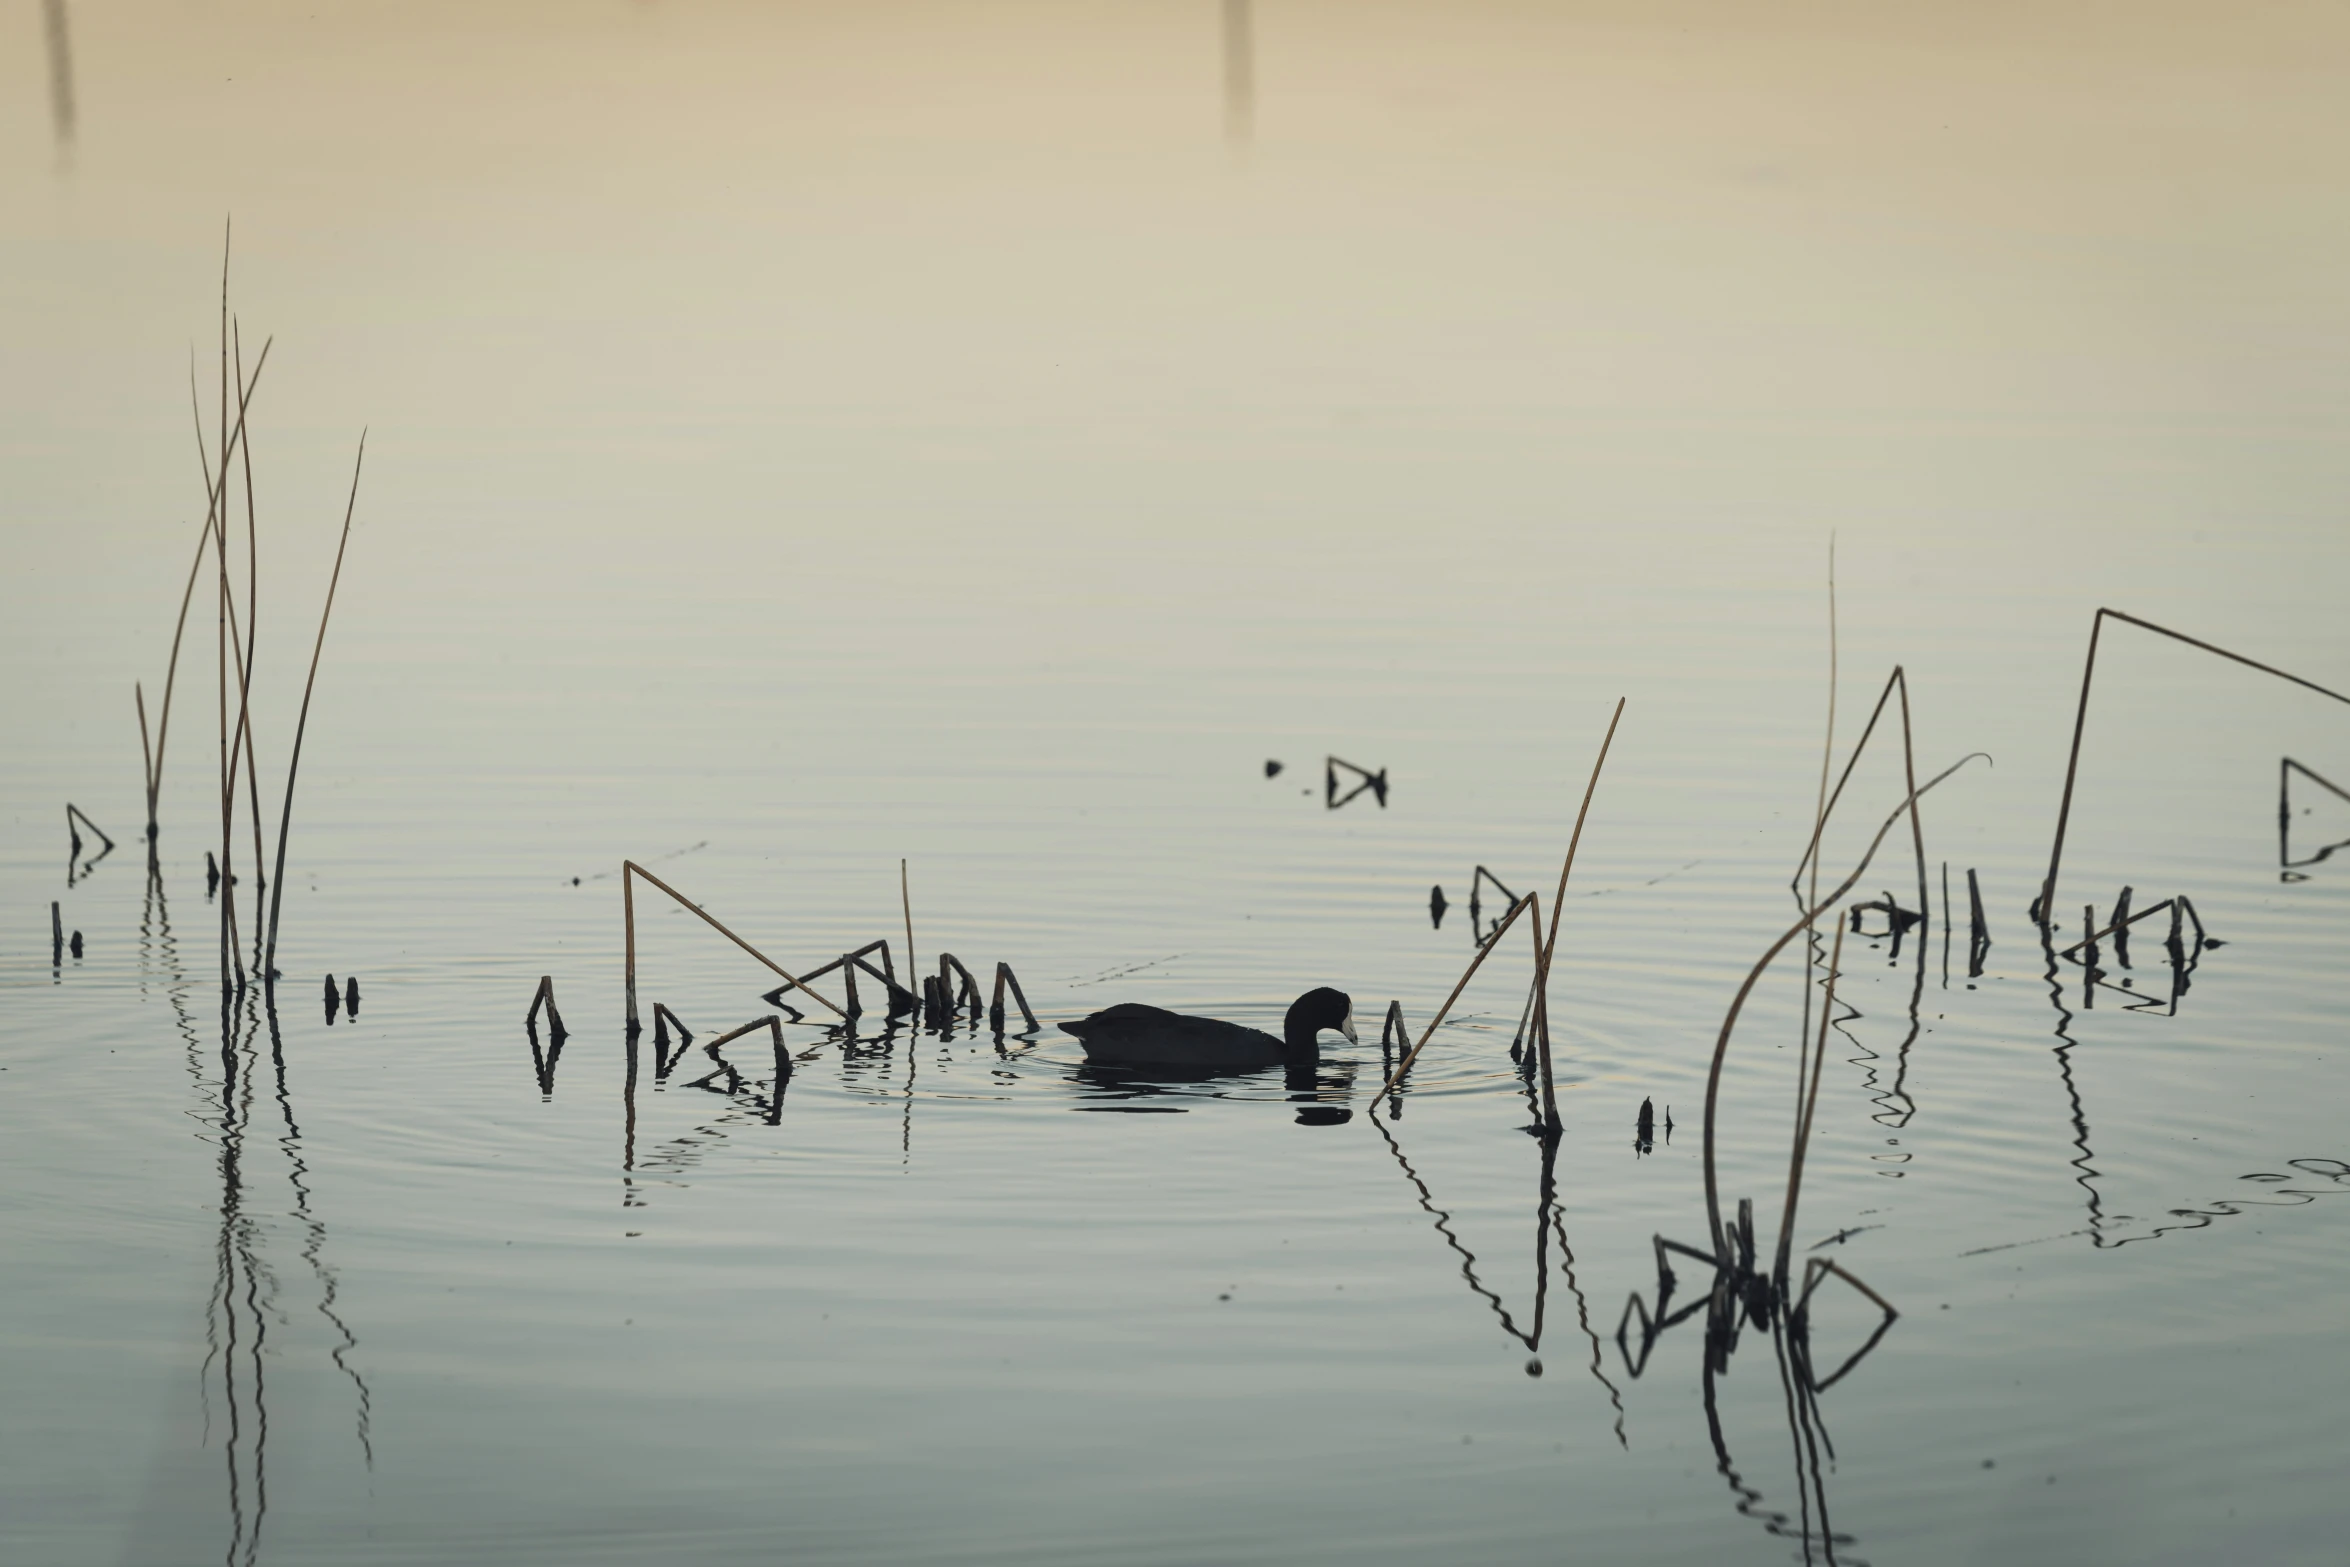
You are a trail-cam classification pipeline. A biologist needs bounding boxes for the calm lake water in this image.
[8,5,2350,1564]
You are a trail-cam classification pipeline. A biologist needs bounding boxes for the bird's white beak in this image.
[1339,1002,1358,1046]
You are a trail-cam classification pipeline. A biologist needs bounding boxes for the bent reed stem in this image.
[1701,753,1985,1259]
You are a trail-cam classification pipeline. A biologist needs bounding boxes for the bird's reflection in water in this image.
[1067,1057,1357,1116]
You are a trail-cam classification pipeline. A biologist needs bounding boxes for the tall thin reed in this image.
[229,322,269,929]
[1773,922,1844,1291]
[260,435,366,986]
[2039,609,2350,924]
[900,859,916,982]
[1537,700,1626,972]
[1521,702,1627,1132]
[1800,544,1836,1130]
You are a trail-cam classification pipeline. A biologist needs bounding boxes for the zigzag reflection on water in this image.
[141,866,372,1567]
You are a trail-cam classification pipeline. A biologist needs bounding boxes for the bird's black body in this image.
[1060,987,1355,1070]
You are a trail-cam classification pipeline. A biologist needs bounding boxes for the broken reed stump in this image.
[687,1015,792,1123]
[1466,865,1516,938]
[2057,892,2209,964]
[51,902,64,964]
[762,939,907,1019]
[1370,1001,1413,1109]
[522,977,568,1094]
[2280,757,2350,875]
[651,1003,696,1077]
[65,803,115,858]
[988,962,1039,1034]
[1966,867,1991,978]
[933,954,985,1024]
[525,975,567,1038]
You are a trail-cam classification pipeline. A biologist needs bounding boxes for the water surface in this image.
[7,5,2350,1563]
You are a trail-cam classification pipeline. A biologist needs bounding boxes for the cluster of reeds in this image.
[132,230,368,996]
[547,859,1043,1105]
[1616,543,1969,1394]
[2053,884,2215,1015]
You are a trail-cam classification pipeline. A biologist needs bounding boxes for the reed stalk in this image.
[900,859,916,982]
[134,683,154,843]
[229,323,269,938]
[1786,667,1929,920]
[1700,753,1983,1260]
[988,962,1039,1034]
[65,804,114,856]
[1792,543,1838,1048]
[1482,698,1624,1136]
[1537,699,1627,971]
[525,975,566,1035]
[936,954,985,1021]
[2040,609,2350,924]
[261,436,365,987]
[687,1016,791,1116]
[619,860,846,1025]
[1773,922,1843,1291]
[1369,890,1539,1105]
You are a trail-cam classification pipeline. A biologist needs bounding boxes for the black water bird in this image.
[1061,987,1356,1070]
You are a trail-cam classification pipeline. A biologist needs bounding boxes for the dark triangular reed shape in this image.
[2040,609,2350,923]
[621,860,844,1034]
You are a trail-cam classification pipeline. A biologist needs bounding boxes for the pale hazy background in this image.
[8,7,2350,1566]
